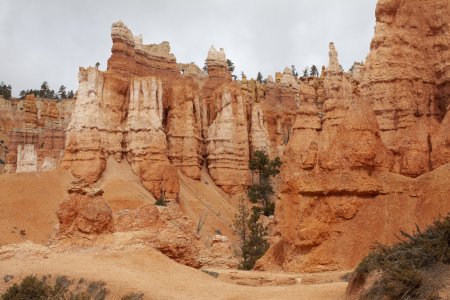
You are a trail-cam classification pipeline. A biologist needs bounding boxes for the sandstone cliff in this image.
[3,0,450,274]
[258,0,450,272]
[0,95,73,174]
[63,21,257,196]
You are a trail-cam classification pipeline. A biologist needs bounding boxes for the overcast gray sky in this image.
[1,0,377,96]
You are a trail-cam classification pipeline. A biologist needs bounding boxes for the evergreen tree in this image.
[58,85,67,99]
[226,59,235,73]
[39,81,49,98]
[202,61,208,73]
[233,199,269,270]
[310,65,319,77]
[291,65,299,78]
[67,90,75,99]
[0,82,12,99]
[247,150,282,216]
[303,67,309,77]
[256,72,263,83]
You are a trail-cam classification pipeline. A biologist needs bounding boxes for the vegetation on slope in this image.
[1,275,144,300]
[233,150,281,270]
[349,214,450,299]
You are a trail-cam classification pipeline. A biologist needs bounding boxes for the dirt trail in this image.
[0,245,347,299]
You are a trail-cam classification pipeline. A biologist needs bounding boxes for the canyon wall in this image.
[2,0,450,272]
[62,21,299,197]
[258,0,450,272]
[0,95,73,174]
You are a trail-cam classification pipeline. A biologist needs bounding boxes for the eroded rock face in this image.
[361,0,450,176]
[63,22,260,197]
[57,193,114,235]
[114,204,202,268]
[0,95,74,174]
[206,87,250,193]
[7,1,449,272]
[258,0,450,272]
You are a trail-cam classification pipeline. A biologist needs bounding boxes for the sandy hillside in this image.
[100,158,156,212]
[0,168,73,246]
[178,164,238,240]
[0,243,347,299]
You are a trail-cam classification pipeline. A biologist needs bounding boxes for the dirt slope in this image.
[0,168,72,246]
[178,165,237,240]
[0,244,347,300]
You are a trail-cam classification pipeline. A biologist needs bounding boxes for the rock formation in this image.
[57,192,114,236]
[258,0,450,272]
[63,21,255,196]
[3,0,450,273]
[361,0,450,177]
[0,95,74,173]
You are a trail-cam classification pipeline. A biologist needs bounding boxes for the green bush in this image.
[351,214,450,299]
[2,275,50,300]
[155,195,167,206]
[1,275,112,300]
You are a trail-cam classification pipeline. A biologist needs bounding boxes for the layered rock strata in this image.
[0,95,74,173]
[4,0,450,273]
[258,0,450,272]
[64,21,255,196]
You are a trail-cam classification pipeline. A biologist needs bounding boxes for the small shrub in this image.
[3,274,14,283]
[155,194,167,207]
[154,197,166,206]
[351,214,450,299]
[86,281,108,300]
[121,292,144,300]
[0,275,111,300]
[2,275,50,300]
[201,270,219,278]
[51,275,72,296]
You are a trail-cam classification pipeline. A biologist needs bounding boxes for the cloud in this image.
[0,0,377,96]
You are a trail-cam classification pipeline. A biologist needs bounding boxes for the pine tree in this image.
[58,85,67,99]
[256,72,263,83]
[226,59,235,73]
[233,199,269,270]
[248,150,282,216]
[310,65,319,77]
[303,67,309,77]
[39,81,49,98]
[67,90,75,99]
[0,82,12,99]
[291,65,299,78]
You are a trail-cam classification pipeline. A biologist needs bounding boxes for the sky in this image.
[0,0,378,97]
